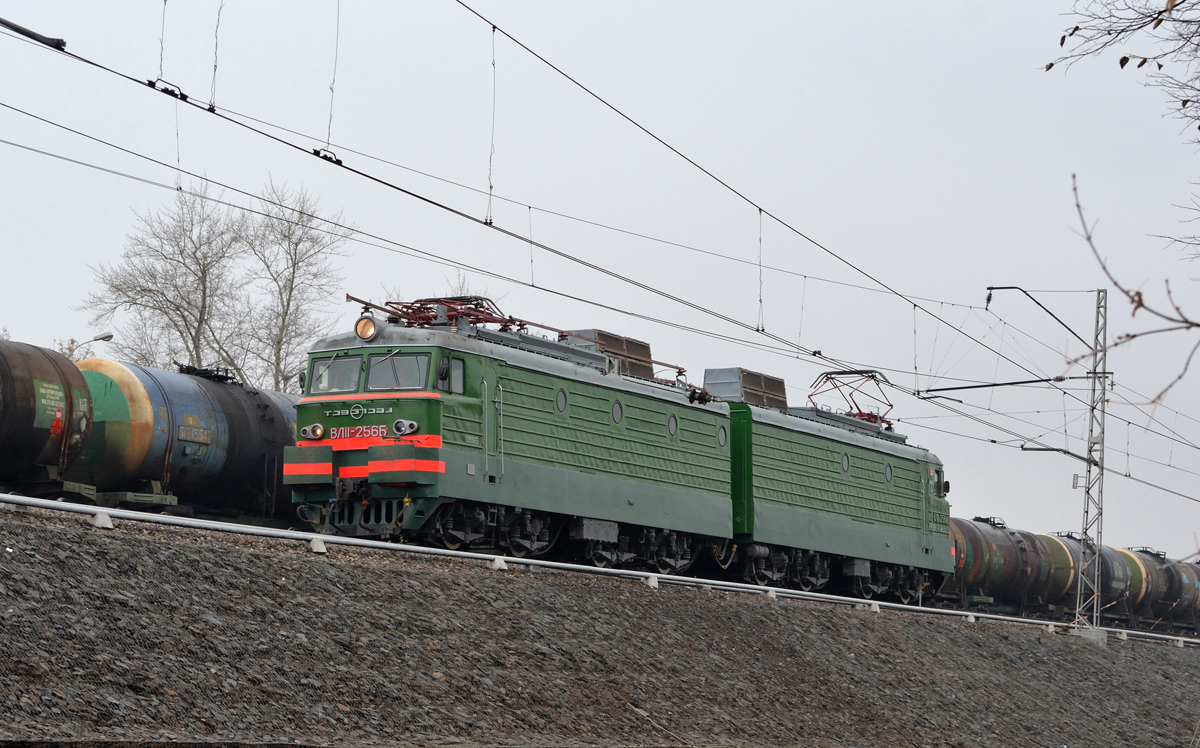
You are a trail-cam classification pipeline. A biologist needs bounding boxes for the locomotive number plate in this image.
[329,425,390,440]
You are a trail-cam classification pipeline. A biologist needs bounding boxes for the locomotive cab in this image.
[287,339,451,537]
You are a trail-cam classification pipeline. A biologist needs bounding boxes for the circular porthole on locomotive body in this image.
[717,425,727,446]
[885,464,893,482]
[841,454,850,472]
[668,414,678,436]
[612,401,623,424]
[556,389,567,412]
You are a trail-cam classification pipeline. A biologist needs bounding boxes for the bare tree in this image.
[84,182,247,370]
[104,306,188,369]
[85,180,350,391]
[0,326,9,341]
[235,179,351,392]
[54,338,96,362]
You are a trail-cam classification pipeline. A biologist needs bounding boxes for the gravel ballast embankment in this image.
[1,505,1198,748]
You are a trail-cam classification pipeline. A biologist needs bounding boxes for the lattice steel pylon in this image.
[1075,289,1108,628]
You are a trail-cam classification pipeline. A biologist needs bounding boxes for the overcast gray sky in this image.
[3,1,1200,555]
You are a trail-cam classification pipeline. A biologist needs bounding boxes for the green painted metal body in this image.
[730,404,953,573]
[286,324,952,576]
[289,328,733,538]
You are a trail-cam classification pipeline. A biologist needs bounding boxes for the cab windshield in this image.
[309,356,362,394]
[367,353,430,391]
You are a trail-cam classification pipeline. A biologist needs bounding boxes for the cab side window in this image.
[451,358,465,394]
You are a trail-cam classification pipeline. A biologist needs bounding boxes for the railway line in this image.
[3,490,1195,650]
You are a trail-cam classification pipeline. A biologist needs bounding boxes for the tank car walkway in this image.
[1,498,1199,747]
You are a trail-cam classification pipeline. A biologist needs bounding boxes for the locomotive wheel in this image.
[854,579,875,600]
[796,576,818,592]
[751,569,774,587]
[438,529,463,550]
[710,539,736,570]
[433,507,464,550]
[507,537,530,558]
[586,540,616,568]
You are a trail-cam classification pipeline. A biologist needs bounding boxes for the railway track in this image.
[2,490,1195,651]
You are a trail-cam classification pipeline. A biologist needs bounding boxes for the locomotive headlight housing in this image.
[309,423,325,439]
[355,315,379,341]
[393,418,419,435]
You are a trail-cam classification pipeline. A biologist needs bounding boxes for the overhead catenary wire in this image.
[756,208,764,332]
[156,0,167,81]
[209,1,224,108]
[0,26,992,315]
[324,0,341,150]
[0,107,989,384]
[445,1,1194,463]
[0,83,1180,463]
[485,24,497,225]
[2,23,1198,500]
[0,84,1180,473]
[4,123,1198,508]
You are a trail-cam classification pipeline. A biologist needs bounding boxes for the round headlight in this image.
[355,316,379,341]
[310,423,325,439]
[393,419,419,435]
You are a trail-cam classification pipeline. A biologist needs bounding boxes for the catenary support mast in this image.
[1075,289,1108,627]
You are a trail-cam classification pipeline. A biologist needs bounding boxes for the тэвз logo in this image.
[350,404,366,420]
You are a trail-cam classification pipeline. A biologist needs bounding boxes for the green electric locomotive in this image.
[285,296,953,598]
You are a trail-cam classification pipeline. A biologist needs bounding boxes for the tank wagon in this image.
[945,516,1200,631]
[0,340,94,499]
[66,359,299,517]
[0,339,299,519]
[285,296,954,599]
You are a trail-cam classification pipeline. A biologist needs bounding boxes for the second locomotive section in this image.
[286,298,954,599]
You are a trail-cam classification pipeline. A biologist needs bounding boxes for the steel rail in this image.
[0,491,1195,648]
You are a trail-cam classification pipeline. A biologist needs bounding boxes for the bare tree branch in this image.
[1073,174,1200,398]
[236,178,352,392]
[83,182,247,370]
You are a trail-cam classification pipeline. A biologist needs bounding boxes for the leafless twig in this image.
[1073,174,1200,399]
